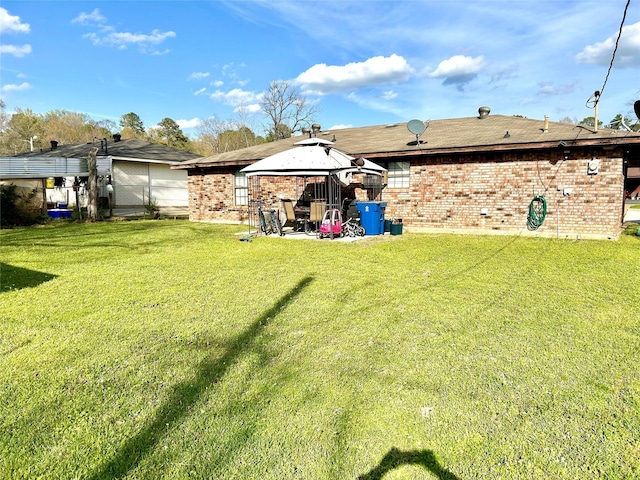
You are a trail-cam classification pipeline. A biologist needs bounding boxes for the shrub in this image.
[0,184,45,227]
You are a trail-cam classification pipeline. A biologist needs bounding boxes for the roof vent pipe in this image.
[544,115,549,133]
[478,106,491,119]
[50,140,58,150]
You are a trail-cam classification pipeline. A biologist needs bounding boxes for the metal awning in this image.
[0,156,90,179]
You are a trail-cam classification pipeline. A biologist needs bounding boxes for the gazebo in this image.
[240,138,386,234]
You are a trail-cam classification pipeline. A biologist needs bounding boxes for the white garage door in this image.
[114,162,149,207]
[149,163,188,207]
[113,161,188,207]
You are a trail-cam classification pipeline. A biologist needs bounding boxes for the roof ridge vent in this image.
[478,106,491,119]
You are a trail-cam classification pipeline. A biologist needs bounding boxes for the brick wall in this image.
[381,149,624,239]
[188,170,316,224]
[187,148,625,239]
[188,169,247,223]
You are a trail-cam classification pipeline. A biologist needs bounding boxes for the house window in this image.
[234,172,248,206]
[387,161,410,188]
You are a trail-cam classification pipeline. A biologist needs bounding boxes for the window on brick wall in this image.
[234,172,248,206]
[386,161,410,188]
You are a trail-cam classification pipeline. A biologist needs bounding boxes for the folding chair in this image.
[281,199,304,232]
[307,200,326,234]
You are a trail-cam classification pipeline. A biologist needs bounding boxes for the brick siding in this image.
[187,148,625,239]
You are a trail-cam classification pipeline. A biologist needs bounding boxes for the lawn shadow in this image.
[445,234,521,284]
[0,263,57,292]
[358,447,460,480]
[88,275,314,480]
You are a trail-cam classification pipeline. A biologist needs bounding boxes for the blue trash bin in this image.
[355,201,387,235]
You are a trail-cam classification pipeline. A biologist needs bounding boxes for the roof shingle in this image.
[177,114,640,169]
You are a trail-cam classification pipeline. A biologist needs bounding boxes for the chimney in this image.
[543,115,549,133]
[113,133,122,142]
[50,140,58,150]
[478,106,491,119]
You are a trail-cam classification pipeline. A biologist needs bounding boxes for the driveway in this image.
[624,199,640,223]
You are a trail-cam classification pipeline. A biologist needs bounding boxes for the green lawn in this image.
[1,221,639,479]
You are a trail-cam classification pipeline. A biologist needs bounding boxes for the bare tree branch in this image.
[260,80,317,139]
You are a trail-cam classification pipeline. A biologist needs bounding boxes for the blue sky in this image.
[2,0,639,137]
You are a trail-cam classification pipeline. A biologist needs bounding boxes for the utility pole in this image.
[87,148,99,221]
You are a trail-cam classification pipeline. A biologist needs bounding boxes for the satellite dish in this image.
[407,119,427,136]
[407,119,429,146]
[634,100,640,120]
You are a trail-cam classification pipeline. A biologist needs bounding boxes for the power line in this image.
[597,0,632,102]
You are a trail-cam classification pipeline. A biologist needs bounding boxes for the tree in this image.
[6,108,45,153]
[43,110,107,145]
[156,117,189,149]
[607,114,638,131]
[96,119,118,137]
[579,116,603,129]
[195,116,233,155]
[0,100,18,154]
[558,116,578,124]
[86,147,99,222]
[234,101,263,146]
[265,124,292,142]
[194,114,264,155]
[260,80,317,140]
[0,100,8,133]
[119,112,145,138]
[218,126,260,153]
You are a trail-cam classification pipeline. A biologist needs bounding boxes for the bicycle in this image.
[268,208,284,236]
[257,204,284,236]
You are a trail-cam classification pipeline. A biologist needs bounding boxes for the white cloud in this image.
[86,29,176,48]
[382,90,397,100]
[327,124,352,130]
[222,62,246,74]
[194,87,207,96]
[344,90,407,119]
[426,54,485,78]
[1,82,32,93]
[536,80,580,96]
[217,62,249,87]
[0,7,30,34]
[73,9,176,53]
[189,72,210,80]
[177,118,200,129]
[295,54,413,95]
[576,21,640,68]
[424,55,485,91]
[0,8,31,58]
[0,44,32,57]
[235,103,261,114]
[71,8,107,26]
[210,88,260,106]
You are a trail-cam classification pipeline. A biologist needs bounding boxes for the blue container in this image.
[48,209,72,219]
[355,201,387,235]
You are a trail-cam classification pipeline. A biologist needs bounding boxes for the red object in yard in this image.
[319,208,343,238]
